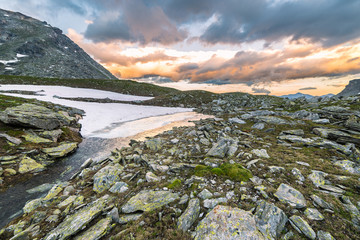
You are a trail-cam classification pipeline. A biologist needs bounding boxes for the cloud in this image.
[252,88,271,94]
[299,87,317,90]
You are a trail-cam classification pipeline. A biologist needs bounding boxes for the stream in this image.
[0,85,210,228]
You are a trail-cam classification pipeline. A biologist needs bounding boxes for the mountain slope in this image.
[280,92,314,99]
[0,9,116,80]
[337,79,360,97]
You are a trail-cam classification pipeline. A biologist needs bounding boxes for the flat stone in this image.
[319,185,345,194]
[39,129,63,142]
[280,129,305,136]
[145,172,160,182]
[93,165,123,193]
[178,198,200,231]
[304,208,324,221]
[254,201,288,239]
[22,132,53,143]
[289,215,316,239]
[74,217,112,240]
[44,195,113,240]
[121,190,179,213]
[228,117,246,124]
[42,142,78,158]
[292,168,305,181]
[0,155,18,162]
[118,213,143,224]
[310,195,333,210]
[274,183,307,208]
[252,123,265,130]
[194,205,264,240]
[251,149,270,159]
[109,182,129,194]
[0,133,22,145]
[18,156,45,174]
[198,189,213,200]
[23,198,43,213]
[254,116,289,125]
[145,138,163,151]
[317,230,335,240]
[334,160,360,175]
[0,103,62,130]
[203,197,228,209]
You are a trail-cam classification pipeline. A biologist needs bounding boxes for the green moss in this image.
[167,179,182,190]
[194,163,252,182]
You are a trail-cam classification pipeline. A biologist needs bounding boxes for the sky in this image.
[1,0,360,96]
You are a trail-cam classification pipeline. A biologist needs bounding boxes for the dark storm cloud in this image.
[299,87,317,90]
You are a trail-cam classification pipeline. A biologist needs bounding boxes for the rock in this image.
[74,217,112,240]
[44,195,113,240]
[22,132,53,143]
[251,149,270,159]
[109,182,129,194]
[43,184,63,202]
[269,166,285,173]
[57,196,77,208]
[107,207,119,223]
[280,129,305,136]
[289,215,316,239]
[23,198,43,213]
[310,195,333,210]
[198,189,213,200]
[0,103,64,130]
[145,172,160,182]
[93,165,123,193]
[179,194,189,205]
[0,133,22,145]
[292,168,305,181]
[229,117,246,124]
[26,183,54,194]
[194,205,264,240]
[317,230,335,240]
[42,142,78,158]
[117,214,143,225]
[178,198,200,231]
[121,190,179,213]
[319,185,345,194]
[4,168,16,176]
[274,183,307,208]
[145,138,163,151]
[313,119,330,124]
[282,231,294,240]
[254,201,288,239]
[254,116,289,125]
[203,197,228,209]
[313,128,349,139]
[308,170,328,187]
[207,137,238,158]
[38,129,63,142]
[18,156,45,174]
[252,122,265,130]
[334,160,360,175]
[345,115,360,132]
[304,208,324,221]
[278,135,314,145]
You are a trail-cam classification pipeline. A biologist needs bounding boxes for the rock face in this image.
[194,205,264,240]
[0,104,63,130]
[121,190,179,213]
[0,9,116,79]
[337,79,360,97]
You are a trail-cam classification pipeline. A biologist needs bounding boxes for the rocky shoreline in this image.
[1,93,360,239]
[0,95,84,192]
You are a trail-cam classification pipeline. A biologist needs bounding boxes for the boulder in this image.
[304,208,324,221]
[251,149,270,159]
[274,183,307,208]
[194,205,264,240]
[307,170,328,187]
[177,198,200,231]
[42,142,78,158]
[74,217,112,240]
[93,165,123,193]
[109,182,129,194]
[121,190,179,213]
[334,160,360,175]
[44,195,113,240]
[0,103,62,130]
[254,201,288,239]
[289,215,316,239]
[18,156,45,174]
[22,132,53,144]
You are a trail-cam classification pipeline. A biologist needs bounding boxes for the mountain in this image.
[0,9,116,80]
[337,79,360,97]
[280,92,314,99]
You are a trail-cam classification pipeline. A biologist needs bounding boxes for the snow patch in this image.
[16,53,28,58]
[0,59,19,65]
[5,67,14,70]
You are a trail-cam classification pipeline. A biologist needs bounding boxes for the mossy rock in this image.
[194,163,252,182]
[167,179,182,190]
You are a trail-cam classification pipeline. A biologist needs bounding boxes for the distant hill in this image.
[0,9,116,80]
[337,79,360,97]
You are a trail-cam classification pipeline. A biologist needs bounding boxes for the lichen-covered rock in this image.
[194,205,265,240]
[334,160,360,175]
[254,201,288,239]
[317,230,336,240]
[289,215,316,239]
[198,189,213,200]
[109,182,129,194]
[74,217,112,240]
[274,183,307,208]
[43,185,63,202]
[18,156,45,174]
[310,195,333,210]
[118,213,143,224]
[0,103,62,130]
[93,165,123,193]
[39,129,63,142]
[203,197,228,209]
[307,170,328,187]
[121,190,179,213]
[42,142,78,158]
[251,149,270,159]
[23,198,43,213]
[292,168,305,181]
[304,208,324,221]
[22,132,53,143]
[44,195,113,240]
[145,138,163,151]
[178,198,200,231]
[145,172,160,182]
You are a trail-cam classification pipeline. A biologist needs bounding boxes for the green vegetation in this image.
[167,179,182,190]
[194,163,253,182]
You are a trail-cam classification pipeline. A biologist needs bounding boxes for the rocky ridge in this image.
[1,93,359,239]
[337,79,360,97]
[0,9,116,80]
